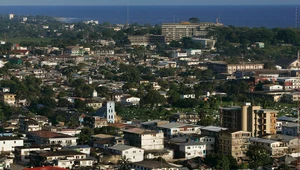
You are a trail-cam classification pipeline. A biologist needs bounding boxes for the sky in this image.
[1,0,300,6]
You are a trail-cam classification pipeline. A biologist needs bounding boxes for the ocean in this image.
[0,5,298,28]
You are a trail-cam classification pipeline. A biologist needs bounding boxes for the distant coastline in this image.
[0,5,298,28]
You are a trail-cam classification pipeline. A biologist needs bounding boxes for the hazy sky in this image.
[1,0,300,6]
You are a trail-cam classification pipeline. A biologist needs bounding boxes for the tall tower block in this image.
[106,101,115,123]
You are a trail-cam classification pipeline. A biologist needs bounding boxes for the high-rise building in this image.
[162,22,222,43]
[219,130,251,160]
[220,103,277,137]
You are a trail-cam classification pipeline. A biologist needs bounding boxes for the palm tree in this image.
[118,156,132,170]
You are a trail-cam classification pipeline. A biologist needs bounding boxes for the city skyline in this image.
[1,0,300,6]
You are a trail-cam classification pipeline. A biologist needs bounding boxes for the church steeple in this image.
[92,89,97,98]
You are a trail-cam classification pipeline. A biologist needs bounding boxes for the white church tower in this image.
[88,76,93,85]
[92,89,97,98]
[106,101,115,123]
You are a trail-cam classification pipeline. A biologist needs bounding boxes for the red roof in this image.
[23,166,68,170]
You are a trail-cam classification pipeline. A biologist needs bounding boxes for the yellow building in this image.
[220,103,277,137]
[1,93,16,106]
[219,130,251,160]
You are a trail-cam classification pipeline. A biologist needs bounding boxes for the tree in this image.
[58,98,70,107]
[0,106,4,122]
[247,145,272,169]
[42,86,55,98]
[78,127,93,145]
[204,153,231,170]
[142,90,166,107]
[74,99,86,109]
[198,114,215,126]
[275,164,291,170]
[189,17,200,23]
[118,156,132,170]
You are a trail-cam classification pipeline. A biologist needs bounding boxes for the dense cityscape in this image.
[0,6,300,170]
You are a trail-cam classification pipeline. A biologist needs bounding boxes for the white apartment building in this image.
[198,136,215,154]
[179,142,206,159]
[0,137,24,153]
[250,138,288,157]
[157,122,202,138]
[108,144,144,162]
[123,128,164,150]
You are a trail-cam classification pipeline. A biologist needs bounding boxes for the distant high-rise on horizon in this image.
[161,21,223,43]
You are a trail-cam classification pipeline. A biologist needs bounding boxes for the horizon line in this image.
[0,4,300,6]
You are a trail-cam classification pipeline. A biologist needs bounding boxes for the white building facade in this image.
[179,142,206,159]
[0,137,24,153]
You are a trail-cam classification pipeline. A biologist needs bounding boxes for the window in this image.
[133,151,136,153]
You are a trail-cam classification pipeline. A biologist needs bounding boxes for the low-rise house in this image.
[262,84,283,91]
[65,46,89,56]
[108,145,144,162]
[27,130,78,146]
[23,166,68,170]
[131,160,180,170]
[157,122,202,138]
[0,93,16,106]
[56,129,81,137]
[84,116,108,128]
[0,154,13,170]
[15,145,55,163]
[180,94,196,99]
[31,150,88,168]
[261,134,298,154]
[92,134,124,149]
[121,96,140,106]
[169,112,200,124]
[19,118,41,132]
[62,145,91,155]
[282,123,298,136]
[141,120,169,130]
[165,135,214,159]
[250,137,288,157]
[19,116,50,132]
[0,137,24,153]
[86,100,103,110]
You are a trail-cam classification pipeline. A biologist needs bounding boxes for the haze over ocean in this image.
[0,5,298,28]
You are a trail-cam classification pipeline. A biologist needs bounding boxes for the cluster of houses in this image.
[3,15,300,170]
[0,101,300,170]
